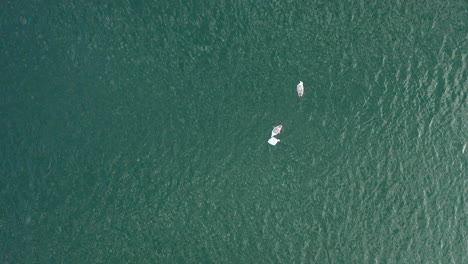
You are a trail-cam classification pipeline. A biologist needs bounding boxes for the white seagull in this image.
[297,81,304,98]
[271,124,283,137]
[268,137,280,146]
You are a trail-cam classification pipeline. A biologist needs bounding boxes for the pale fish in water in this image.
[271,124,283,137]
[268,137,280,146]
[297,81,304,98]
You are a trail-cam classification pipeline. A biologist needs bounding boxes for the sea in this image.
[1,0,467,263]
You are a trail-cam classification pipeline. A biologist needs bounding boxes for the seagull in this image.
[268,137,280,146]
[271,124,283,137]
[297,81,304,98]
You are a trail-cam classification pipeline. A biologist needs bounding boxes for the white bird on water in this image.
[268,137,280,146]
[297,81,304,98]
[271,124,283,137]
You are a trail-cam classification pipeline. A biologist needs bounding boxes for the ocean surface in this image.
[1,0,467,263]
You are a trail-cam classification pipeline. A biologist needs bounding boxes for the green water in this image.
[1,0,467,263]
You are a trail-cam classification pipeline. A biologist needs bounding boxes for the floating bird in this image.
[268,137,280,146]
[297,81,304,98]
[271,124,283,137]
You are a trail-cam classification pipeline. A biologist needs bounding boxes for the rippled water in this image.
[1,1,466,263]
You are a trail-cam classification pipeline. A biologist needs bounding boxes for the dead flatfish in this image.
[297,81,304,98]
[268,137,280,146]
[271,124,283,137]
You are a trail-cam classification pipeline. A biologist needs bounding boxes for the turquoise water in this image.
[1,1,467,263]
